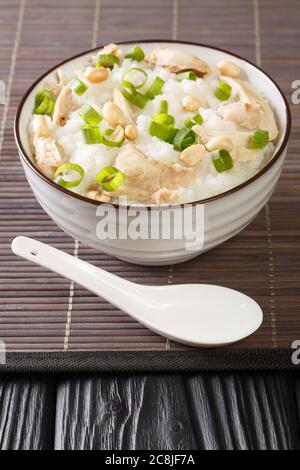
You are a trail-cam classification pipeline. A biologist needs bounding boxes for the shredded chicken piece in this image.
[30,115,64,178]
[218,102,261,129]
[52,86,79,126]
[99,43,121,57]
[151,188,181,205]
[194,125,253,149]
[145,47,210,77]
[30,115,54,138]
[113,88,135,125]
[107,144,196,204]
[44,69,66,97]
[220,76,279,140]
[34,136,64,178]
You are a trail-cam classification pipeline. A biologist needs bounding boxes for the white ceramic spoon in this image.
[11,236,263,347]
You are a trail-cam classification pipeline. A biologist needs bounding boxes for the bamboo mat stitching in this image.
[165,0,180,352]
[254,0,278,348]
[63,0,102,351]
[1,0,295,353]
[92,0,101,49]
[0,0,26,161]
[172,0,179,41]
[265,205,278,348]
[63,240,80,351]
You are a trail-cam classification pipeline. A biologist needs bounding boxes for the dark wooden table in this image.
[1,0,300,450]
[0,372,299,449]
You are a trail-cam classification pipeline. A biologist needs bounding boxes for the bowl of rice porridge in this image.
[15,40,291,265]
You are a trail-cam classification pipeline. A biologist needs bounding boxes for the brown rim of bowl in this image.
[14,39,291,210]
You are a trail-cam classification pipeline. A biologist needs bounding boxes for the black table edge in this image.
[0,349,299,373]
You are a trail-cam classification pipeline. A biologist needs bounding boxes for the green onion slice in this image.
[173,127,196,151]
[184,113,203,129]
[176,71,197,82]
[159,100,168,114]
[149,121,178,143]
[96,166,126,192]
[215,81,232,101]
[120,86,148,109]
[152,113,175,126]
[69,78,88,96]
[184,118,194,129]
[145,77,165,100]
[96,54,119,69]
[79,104,102,126]
[33,89,56,116]
[122,67,148,89]
[125,46,145,62]
[54,163,84,188]
[193,113,203,125]
[82,126,102,144]
[101,128,124,148]
[251,129,269,149]
[121,76,165,109]
[211,149,234,172]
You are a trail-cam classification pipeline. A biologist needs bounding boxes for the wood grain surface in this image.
[0,0,299,355]
[0,372,299,450]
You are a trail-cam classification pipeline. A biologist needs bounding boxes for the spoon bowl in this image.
[11,236,263,347]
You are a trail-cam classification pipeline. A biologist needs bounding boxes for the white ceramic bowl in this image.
[15,40,291,266]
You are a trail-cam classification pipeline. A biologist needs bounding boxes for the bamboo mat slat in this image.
[0,0,299,357]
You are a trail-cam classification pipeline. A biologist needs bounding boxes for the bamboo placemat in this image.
[0,0,299,369]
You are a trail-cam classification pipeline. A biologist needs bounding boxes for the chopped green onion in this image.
[193,113,203,125]
[184,118,194,129]
[82,126,102,144]
[96,166,126,192]
[176,71,197,82]
[122,67,148,89]
[54,163,84,188]
[120,86,148,109]
[125,46,145,62]
[145,77,165,100]
[184,113,203,129]
[101,128,124,148]
[153,113,175,126]
[131,92,149,109]
[173,128,196,151]
[149,121,178,143]
[215,81,232,101]
[159,100,168,114]
[211,149,234,172]
[96,54,119,69]
[33,89,56,116]
[121,76,165,109]
[69,78,88,96]
[79,104,102,126]
[251,129,269,149]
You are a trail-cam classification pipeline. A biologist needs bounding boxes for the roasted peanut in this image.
[124,124,138,141]
[86,67,110,83]
[102,101,126,127]
[205,136,234,152]
[182,96,201,112]
[217,60,240,78]
[180,144,205,166]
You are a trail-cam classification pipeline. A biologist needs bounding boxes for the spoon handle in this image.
[11,236,140,308]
